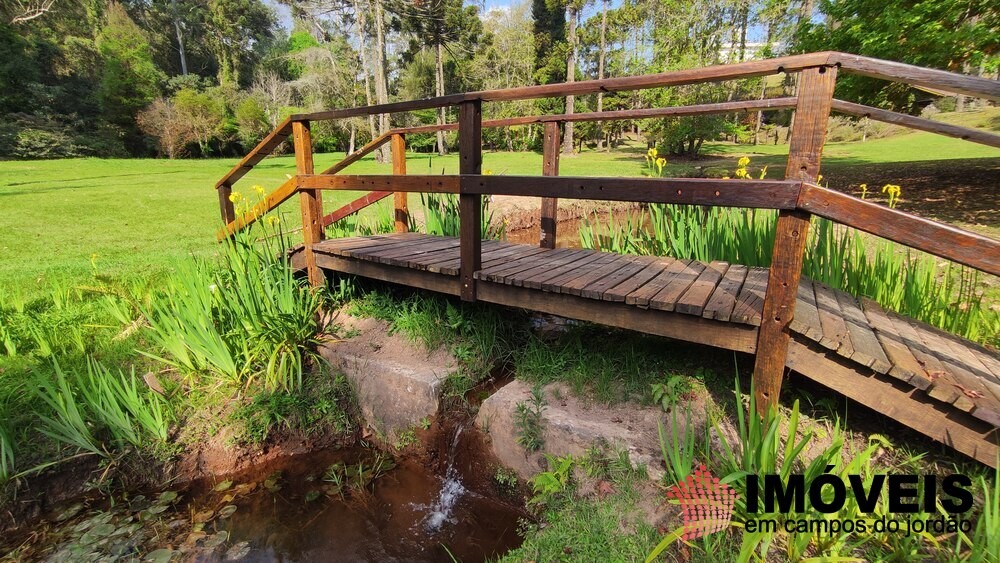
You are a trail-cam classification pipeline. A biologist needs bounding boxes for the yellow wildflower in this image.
[859,183,868,199]
[737,156,750,168]
[647,147,658,158]
[228,191,243,203]
[655,157,666,173]
[253,185,265,196]
[816,174,823,184]
[484,169,494,175]
[881,184,902,209]
[266,215,281,227]
[735,167,749,179]
[758,165,768,180]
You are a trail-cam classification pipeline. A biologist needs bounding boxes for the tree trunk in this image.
[435,43,447,155]
[737,1,749,62]
[349,123,356,154]
[372,0,390,162]
[352,0,378,143]
[563,4,577,155]
[596,0,608,151]
[170,0,188,75]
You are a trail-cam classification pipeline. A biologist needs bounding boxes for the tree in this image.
[793,0,1000,111]
[137,97,192,157]
[532,0,566,85]
[396,0,483,155]
[97,2,164,152]
[173,86,226,155]
[203,0,275,87]
[561,0,591,154]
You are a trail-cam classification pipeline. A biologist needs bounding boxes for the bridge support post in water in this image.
[459,100,483,302]
[540,122,561,249]
[392,133,409,232]
[294,120,326,287]
[754,64,837,415]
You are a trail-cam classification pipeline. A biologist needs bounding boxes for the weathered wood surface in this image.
[391,133,409,232]
[310,233,1000,448]
[459,100,483,302]
[294,121,324,287]
[798,183,1000,277]
[540,121,560,249]
[831,100,1000,149]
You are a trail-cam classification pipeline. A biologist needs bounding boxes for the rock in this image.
[475,380,709,483]
[319,314,457,442]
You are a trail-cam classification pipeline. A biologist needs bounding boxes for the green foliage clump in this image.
[141,226,325,393]
[514,385,547,452]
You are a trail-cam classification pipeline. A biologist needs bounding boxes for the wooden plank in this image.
[754,63,837,413]
[540,122,560,249]
[291,52,833,122]
[294,121,324,288]
[322,191,393,227]
[339,235,441,260]
[477,281,761,355]
[786,338,997,468]
[364,238,461,266]
[675,261,728,316]
[407,239,504,271]
[703,264,748,322]
[603,257,673,303]
[861,299,932,388]
[582,255,657,300]
[313,253,460,296]
[732,268,770,327]
[560,254,636,297]
[316,233,428,255]
[648,261,707,312]
[217,182,236,224]
[813,281,853,353]
[459,100,482,302]
[215,117,292,189]
[465,176,801,210]
[834,290,892,373]
[539,251,618,292]
[299,174,461,194]
[516,250,598,289]
[798,184,1000,278]
[391,133,409,232]
[479,248,576,283]
[832,53,1000,101]
[832,100,1000,149]
[441,243,548,276]
[788,279,824,342]
[627,259,693,307]
[882,308,944,391]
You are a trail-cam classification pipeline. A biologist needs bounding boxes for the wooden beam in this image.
[831,99,1000,149]
[540,122,561,249]
[391,133,409,232]
[290,53,833,123]
[832,53,1000,102]
[299,175,461,193]
[215,117,292,189]
[754,65,836,414]
[216,176,298,240]
[786,339,997,468]
[321,131,393,175]
[465,176,802,209]
[459,100,483,302]
[798,184,1000,277]
[217,182,236,225]
[389,98,800,135]
[321,191,394,227]
[294,121,324,287]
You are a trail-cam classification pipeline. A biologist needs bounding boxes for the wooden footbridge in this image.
[214,52,1000,466]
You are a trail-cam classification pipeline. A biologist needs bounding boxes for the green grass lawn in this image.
[1,116,997,295]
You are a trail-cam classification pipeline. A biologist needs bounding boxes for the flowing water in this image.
[190,424,525,562]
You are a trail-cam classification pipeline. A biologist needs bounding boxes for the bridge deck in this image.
[308,233,1000,465]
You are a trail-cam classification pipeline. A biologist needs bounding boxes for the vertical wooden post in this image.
[293,120,325,288]
[753,65,837,415]
[218,182,236,225]
[459,100,482,302]
[540,121,561,249]
[391,133,409,232]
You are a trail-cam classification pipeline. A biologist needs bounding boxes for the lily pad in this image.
[218,504,238,519]
[213,480,233,492]
[55,503,85,522]
[224,541,251,561]
[144,548,175,563]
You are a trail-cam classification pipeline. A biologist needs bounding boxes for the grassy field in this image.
[1,111,997,295]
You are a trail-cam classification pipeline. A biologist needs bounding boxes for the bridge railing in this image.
[212,51,1000,414]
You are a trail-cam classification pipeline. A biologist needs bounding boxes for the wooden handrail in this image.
[216,117,293,190]
[831,100,1000,149]
[830,53,1000,101]
[321,191,393,227]
[798,183,1000,277]
[216,176,298,240]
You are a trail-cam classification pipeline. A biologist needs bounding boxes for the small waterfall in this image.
[422,425,466,533]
